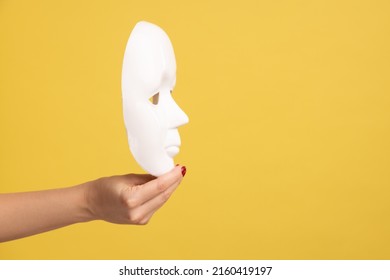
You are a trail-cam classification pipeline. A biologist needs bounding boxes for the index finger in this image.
[133,165,184,204]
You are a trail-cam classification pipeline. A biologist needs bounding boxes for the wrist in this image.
[74,180,98,223]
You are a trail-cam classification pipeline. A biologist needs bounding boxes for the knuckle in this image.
[156,178,166,192]
[126,197,139,209]
[138,218,149,226]
[161,190,172,203]
[127,212,143,224]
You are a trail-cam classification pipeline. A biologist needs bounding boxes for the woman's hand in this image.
[0,165,186,242]
[85,165,186,225]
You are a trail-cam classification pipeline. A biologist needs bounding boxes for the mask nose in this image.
[160,90,189,129]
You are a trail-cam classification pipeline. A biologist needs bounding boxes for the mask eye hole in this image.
[149,92,159,105]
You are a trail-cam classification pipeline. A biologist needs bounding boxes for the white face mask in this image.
[122,21,189,176]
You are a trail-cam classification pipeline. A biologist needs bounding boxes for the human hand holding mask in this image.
[122,21,189,176]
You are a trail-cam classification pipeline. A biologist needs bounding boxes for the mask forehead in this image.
[122,21,176,99]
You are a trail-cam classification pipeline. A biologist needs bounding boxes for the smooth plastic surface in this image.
[122,21,189,176]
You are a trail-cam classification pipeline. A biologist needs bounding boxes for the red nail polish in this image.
[181,166,187,177]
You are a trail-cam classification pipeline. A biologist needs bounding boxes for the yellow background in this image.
[1,0,389,259]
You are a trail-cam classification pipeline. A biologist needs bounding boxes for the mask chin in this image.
[131,142,174,176]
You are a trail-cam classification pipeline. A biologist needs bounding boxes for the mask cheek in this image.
[126,102,165,153]
[124,100,174,176]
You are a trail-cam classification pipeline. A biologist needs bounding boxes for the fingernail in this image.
[181,166,187,177]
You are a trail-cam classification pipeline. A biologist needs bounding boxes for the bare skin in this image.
[0,165,186,242]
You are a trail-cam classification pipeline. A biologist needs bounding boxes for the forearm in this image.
[0,182,94,242]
